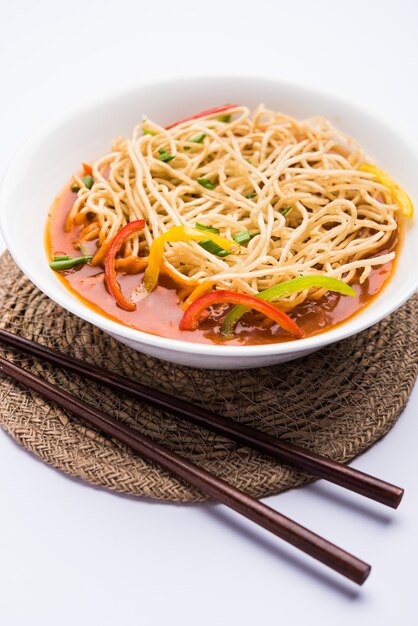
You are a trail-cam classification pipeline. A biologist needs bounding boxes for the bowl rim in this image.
[1,74,417,358]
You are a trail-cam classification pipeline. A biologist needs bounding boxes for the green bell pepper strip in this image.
[220,275,356,337]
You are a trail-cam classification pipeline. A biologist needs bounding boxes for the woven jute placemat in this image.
[0,251,417,502]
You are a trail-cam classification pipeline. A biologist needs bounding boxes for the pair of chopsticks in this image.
[0,329,404,585]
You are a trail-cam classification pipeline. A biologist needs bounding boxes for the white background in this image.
[1,1,417,624]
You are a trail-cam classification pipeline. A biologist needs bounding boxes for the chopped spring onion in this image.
[246,192,257,199]
[82,175,94,190]
[71,174,94,192]
[49,255,92,271]
[184,134,206,150]
[143,128,157,135]
[195,222,220,234]
[217,114,231,122]
[158,148,175,163]
[280,206,292,216]
[52,255,71,261]
[197,177,216,190]
[190,132,206,143]
[232,230,259,245]
[199,239,232,257]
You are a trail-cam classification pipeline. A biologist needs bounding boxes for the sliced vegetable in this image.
[246,192,257,199]
[81,175,94,190]
[184,133,206,150]
[180,290,304,338]
[359,163,414,218]
[82,162,93,176]
[143,128,157,136]
[195,222,220,234]
[52,255,71,261]
[189,133,206,143]
[71,183,80,193]
[165,105,238,130]
[232,230,259,244]
[221,275,356,337]
[197,177,216,190]
[217,114,231,123]
[158,148,175,163]
[181,280,215,310]
[143,226,237,292]
[199,239,232,257]
[114,256,148,274]
[104,220,145,311]
[232,230,251,245]
[280,207,292,216]
[49,255,92,271]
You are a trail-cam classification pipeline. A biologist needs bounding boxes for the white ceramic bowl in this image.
[1,77,417,369]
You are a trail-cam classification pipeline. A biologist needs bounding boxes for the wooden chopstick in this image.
[0,329,403,509]
[0,354,371,585]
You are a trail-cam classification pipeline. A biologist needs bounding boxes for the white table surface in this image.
[1,1,417,624]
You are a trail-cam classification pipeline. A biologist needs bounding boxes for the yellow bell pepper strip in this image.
[113,256,199,288]
[220,275,356,338]
[359,163,414,218]
[180,290,304,338]
[104,220,145,311]
[143,226,238,292]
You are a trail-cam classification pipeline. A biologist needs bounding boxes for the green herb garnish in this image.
[184,133,206,151]
[232,230,251,245]
[190,133,206,143]
[49,255,93,271]
[195,222,220,234]
[143,128,157,136]
[246,192,257,199]
[197,177,216,190]
[280,206,292,216]
[81,175,94,190]
[232,230,259,245]
[199,239,232,257]
[217,114,231,123]
[158,148,175,163]
[71,175,94,192]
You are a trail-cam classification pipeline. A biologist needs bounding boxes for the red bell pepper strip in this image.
[179,290,304,338]
[166,105,238,130]
[104,220,145,311]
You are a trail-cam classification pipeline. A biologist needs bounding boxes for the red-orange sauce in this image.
[46,184,400,346]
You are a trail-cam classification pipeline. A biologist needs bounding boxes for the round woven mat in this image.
[0,251,417,502]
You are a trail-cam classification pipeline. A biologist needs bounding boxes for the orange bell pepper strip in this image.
[181,279,216,310]
[82,162,93,176]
